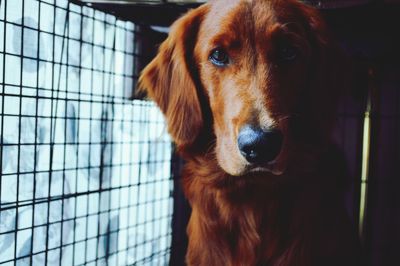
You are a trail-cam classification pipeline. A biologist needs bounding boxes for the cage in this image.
[1,0,400,266]
[0,0,175,265]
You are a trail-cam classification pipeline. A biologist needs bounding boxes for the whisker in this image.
[277,113,301,122]
[205,139,217,158]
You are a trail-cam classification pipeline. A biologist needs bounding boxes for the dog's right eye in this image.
[209,48,229,67]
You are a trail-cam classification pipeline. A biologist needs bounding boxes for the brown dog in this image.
[139,0,360,265]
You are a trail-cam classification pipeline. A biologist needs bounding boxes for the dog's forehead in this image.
[200,0,291,48]
[205,0,275,28]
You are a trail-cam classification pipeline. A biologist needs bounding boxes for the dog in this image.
[139,0,360,265]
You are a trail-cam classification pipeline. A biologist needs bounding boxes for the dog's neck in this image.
[181,155,325,265]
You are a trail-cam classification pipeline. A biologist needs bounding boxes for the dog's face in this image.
[140,0,341,177]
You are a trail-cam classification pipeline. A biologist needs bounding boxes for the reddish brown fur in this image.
[139,0,359,265]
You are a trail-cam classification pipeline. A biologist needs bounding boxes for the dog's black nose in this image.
[237,126,283,164]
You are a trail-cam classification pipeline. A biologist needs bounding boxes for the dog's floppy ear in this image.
[139,6,208,148]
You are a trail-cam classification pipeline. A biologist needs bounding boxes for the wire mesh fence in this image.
[0,0,173,265]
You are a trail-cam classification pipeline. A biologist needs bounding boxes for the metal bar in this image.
[358,67,375,243]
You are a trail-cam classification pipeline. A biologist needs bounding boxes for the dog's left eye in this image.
[278,45,298,62]
[209,48,229,67]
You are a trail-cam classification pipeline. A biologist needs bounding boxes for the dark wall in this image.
[366,65,400,266]
[324,4,400,266]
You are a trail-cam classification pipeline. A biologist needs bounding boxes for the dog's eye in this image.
[209,48,229,67]
[278,45,298,62]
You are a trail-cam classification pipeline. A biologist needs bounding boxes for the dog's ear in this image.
[139,6,208,148]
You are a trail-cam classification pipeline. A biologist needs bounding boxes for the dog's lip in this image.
[246,161,284,176]
[247,166,272,174]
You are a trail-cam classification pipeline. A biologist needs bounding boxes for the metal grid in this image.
[0,0,173,265]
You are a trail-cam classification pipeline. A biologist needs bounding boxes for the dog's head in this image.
[139,0,343,177]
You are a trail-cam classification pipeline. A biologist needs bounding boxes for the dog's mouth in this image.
[246,160,285,176]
